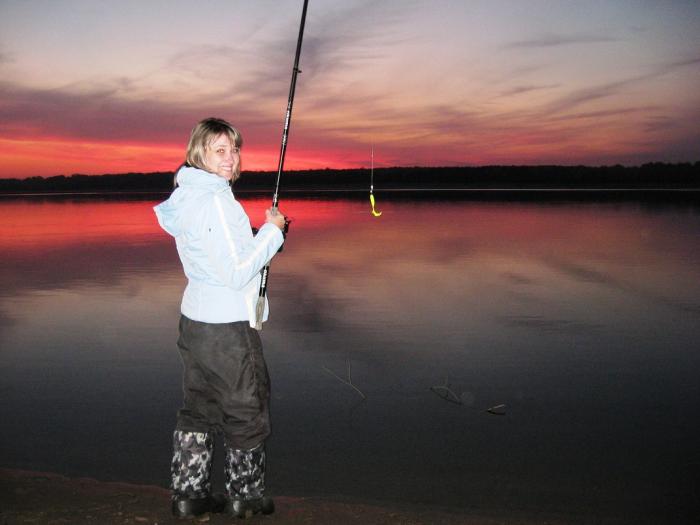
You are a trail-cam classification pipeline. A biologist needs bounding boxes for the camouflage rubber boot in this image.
[224,443,274,517]
[170,430,215,517]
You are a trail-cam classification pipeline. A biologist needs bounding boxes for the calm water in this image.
[1,194,699,522]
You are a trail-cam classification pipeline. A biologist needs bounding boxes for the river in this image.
[1,193,698,522]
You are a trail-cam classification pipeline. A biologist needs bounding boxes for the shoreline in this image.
[1,186,699,203]
[0,468,635,525]
[3,468,692,524]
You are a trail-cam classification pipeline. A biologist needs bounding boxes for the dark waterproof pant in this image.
[175,315,271,450]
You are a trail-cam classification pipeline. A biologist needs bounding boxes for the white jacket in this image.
[154,166,284,326]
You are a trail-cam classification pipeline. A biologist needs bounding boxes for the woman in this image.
[154,117,286,518]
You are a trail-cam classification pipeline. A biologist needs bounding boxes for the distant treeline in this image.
[1,163,699,194]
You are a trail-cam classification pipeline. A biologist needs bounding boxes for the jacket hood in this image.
[153,166,229,237]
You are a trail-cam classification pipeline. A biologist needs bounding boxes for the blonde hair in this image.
[185,117,243,181]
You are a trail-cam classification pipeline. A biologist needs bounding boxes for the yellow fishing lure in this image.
[370,192,382,217]
[369,145,382,217]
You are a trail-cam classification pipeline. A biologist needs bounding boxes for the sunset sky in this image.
[1,0,699,178]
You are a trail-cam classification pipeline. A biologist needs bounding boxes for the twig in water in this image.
[486,404,507,415]
[431,375,507,415]
[322,358,366,399]
[430,376,462,405]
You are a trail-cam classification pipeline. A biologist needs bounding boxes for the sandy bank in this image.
[1,468,587,525]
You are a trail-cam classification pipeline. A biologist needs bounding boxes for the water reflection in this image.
[0,195,699,522]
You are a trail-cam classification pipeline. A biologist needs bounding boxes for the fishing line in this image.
[369,144,382,217]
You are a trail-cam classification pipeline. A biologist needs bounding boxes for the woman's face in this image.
[204,133,241,180]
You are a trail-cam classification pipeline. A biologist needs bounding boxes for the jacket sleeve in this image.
[203,192,284,291]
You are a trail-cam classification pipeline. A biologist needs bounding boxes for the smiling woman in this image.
[184,118,243,182]
[153,117,287,519]
[204,137,241,181]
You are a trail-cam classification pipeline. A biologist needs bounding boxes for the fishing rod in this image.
[255,0,309,330]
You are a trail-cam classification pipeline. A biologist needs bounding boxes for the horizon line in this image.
[4,160,699,181]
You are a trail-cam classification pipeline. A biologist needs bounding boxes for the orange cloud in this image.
[0,138,345,178]
[0,138,181,178]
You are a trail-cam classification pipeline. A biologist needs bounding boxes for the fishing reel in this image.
[251,217,291,236]
[278,217,292,252]
[251,217,291,252]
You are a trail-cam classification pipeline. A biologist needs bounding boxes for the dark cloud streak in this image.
[0,80,279,147]
[0,2,415,150]
[498,83,559,97]
[230,1,413,103]
[504,33,618,49]
[542,55,700,116]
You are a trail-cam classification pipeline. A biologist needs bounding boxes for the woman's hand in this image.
[265,208,287,231]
